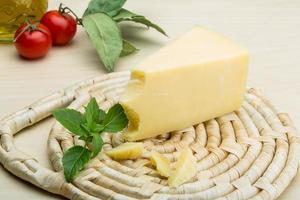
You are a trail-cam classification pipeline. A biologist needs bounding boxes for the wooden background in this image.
[0,0,299,199]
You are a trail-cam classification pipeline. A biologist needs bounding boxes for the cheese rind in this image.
[120,26,248,141]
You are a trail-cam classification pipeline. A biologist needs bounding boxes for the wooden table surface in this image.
[0,0,299,199]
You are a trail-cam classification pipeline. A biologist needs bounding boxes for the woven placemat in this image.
[0,71,299,200]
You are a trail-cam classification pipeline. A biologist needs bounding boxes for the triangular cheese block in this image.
[121,26,248,141]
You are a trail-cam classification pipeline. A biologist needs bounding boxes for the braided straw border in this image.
[0,71,299,200]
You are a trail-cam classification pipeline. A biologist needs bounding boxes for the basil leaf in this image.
[92,124,105,133]
[80,123,90,133]
[120,40,138,57]
[126,16,167,36]
[52,109,86,136]
[89,133,103,158]
[85,97,100,128]
[78,135,87,141]
[102,104,128,133]
[83,0,126,17]
[99,109,106,123]
[113,9,140,21]
[113,9,167,36]
[62,146,91,182]
[83,13,123,72]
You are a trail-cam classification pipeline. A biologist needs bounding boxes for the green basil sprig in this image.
[52,97,128,182]
[81,0,167,72]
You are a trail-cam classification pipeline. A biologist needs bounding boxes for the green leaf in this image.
[113,9,140,21]
[52,109,86,136]
[85,97,100,128]
[62,146,91,182]
[120,40,138,57]
[127,16,167,36]
[92,124,105,133]
[99,109,106,122]
[89,133,104,158]
[102,104,128,133]
[83,0,126,17]
[113,9,167,36]
[82,13,123,72]
[78,135,87,141]
[80,123,90,133]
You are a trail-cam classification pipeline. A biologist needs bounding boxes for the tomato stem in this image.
[13,20,50,43]
[13,24,30,42]
[13,19,40,42]
[59,3,82,25]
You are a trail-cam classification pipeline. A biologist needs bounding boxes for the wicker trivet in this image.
[0,71,299,200]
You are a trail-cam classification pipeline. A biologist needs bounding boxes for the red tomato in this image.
[14,23,52,59]
[41,10,77,45]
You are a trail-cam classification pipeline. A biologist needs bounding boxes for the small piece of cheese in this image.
[168,148,197,187]
[150,151,172,178]
[105,142,143,160]
[120,26,248,141]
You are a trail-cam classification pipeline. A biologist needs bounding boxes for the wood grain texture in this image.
[0,0,299,199]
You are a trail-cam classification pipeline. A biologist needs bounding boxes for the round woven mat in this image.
[0,71,299,200]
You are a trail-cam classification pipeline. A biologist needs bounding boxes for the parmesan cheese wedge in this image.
[120,26,248,141]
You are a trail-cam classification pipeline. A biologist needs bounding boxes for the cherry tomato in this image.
[41,10,77,45]
[14,23,52,59]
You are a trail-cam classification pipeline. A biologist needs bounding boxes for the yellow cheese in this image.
[120,26,248,141]
[105,142,143,160]
[150,151,172,178]
[168,148,197,187]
